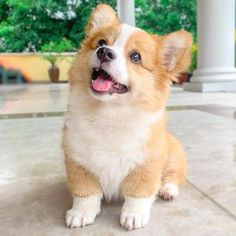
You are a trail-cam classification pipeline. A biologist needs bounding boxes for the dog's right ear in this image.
[85,4,118,36]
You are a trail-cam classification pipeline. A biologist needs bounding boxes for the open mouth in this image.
[90,68,129,94]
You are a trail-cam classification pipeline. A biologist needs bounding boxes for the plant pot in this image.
[48,65,60,83]
[177,72,190,84]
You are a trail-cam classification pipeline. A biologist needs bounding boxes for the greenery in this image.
[40,38,74,65]
[190,44,197,73]
[0,0,116,53]
[136,0,196,38]
[0,0,197,69]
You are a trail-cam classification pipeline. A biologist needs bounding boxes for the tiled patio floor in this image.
[0,84,236,236]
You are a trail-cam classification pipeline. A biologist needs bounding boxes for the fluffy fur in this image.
[62,4,192,230]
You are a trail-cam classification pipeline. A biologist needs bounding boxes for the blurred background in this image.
[0,0,196,83]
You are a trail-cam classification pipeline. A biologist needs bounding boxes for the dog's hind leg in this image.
[159,133,187,201]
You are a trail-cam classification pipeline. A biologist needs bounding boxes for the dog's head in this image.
[70,4,192,111]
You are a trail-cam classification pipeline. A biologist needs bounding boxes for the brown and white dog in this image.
[62,4,192,230]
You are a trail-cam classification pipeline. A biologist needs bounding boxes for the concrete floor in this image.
[0,84,236,236]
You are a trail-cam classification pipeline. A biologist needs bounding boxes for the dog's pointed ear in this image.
[158,30,193,80]
[85,4,118,36]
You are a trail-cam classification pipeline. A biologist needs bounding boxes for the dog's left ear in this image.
[85,4,118,36]
[158,30,193,80]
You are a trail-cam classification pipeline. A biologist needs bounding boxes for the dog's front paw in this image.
[120,211,150,230]
[120,196,155,230]
[66,209,97,228]
[66,194,102,228]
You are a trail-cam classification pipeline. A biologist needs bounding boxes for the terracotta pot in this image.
[48,65,60,83]
[177,72,190,84]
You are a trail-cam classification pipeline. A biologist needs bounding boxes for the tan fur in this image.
[121,117,168,197]
[157,30,193,82]
[63,4,192,202]
[121,116,187,198]
[125,31,169,112]
[162,133,187,185]
[64,156,102,197]
[63,126,102,197]
[85,4,118,36]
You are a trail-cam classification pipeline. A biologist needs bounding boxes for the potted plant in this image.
[40,38,74,83]
[176,43,197,84]
[43,53,59,83]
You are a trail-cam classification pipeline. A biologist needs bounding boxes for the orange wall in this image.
[0,53,75,82]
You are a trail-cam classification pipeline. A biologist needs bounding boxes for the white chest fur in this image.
[65,101,163,200]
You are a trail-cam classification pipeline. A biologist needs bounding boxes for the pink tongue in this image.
[92,76,112,92]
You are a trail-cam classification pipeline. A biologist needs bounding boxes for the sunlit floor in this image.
[0,84,236,236]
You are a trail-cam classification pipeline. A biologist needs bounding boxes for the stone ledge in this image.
[183,81,236,92]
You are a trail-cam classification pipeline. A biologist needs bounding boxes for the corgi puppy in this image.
[62,4,192,230]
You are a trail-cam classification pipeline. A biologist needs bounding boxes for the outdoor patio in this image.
[0,84,235,236]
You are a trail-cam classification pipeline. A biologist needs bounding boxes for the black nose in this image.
[96,47,116,62]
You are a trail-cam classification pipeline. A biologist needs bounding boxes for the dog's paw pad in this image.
[66,209,96,228]
[120,212,149,230]
[159,183,179,201]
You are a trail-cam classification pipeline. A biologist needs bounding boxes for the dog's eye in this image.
[97,39,106,47]
[130,52,141,63]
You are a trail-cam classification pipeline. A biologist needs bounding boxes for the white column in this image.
[184,0,236,92]
[117,0,135,26]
